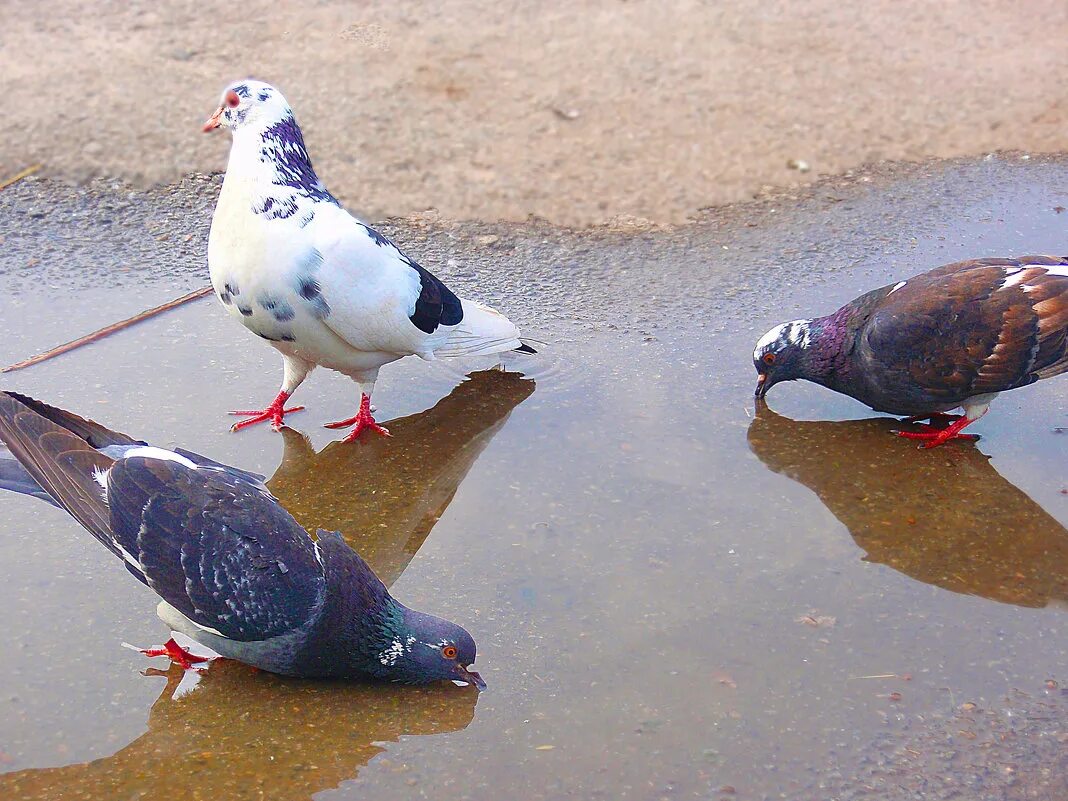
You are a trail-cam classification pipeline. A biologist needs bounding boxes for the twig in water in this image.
[0,164,43,191]
[2,286,214,373]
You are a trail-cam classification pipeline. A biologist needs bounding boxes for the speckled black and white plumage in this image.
[753,256,1068,441]
[0,392,485,686]
[204,79,534,437]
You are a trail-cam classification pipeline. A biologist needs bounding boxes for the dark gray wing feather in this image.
[171,448,267,488]
[107,458,325,641]
[408,261,464,334]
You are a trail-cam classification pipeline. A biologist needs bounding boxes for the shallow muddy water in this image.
[0,157,1066,800]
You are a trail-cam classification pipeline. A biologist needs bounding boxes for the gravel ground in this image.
[819,683,1068,801]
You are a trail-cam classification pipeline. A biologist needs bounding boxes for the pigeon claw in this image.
[139,638,212,672]
[892,416,980,449]
[229,391,304,432]
[338,418,391,442]
[325,394,391,441]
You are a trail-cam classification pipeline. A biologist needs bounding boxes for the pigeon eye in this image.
[442,645,458,660]
[225,90,241,108]
[763,352,776,365]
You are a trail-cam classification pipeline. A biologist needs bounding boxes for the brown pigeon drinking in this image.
[752,256,1068,448]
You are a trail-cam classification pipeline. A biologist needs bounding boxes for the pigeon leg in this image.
[894,396,995,448]
[139,638,212,671]
[230,390,305,432]
[231,355,313,432]
[893,415,980,448]
[324,393,391,440]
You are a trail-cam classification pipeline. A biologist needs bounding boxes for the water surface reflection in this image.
[270,368,535,584]
[1,661,478,801]
[748,401,1068,608]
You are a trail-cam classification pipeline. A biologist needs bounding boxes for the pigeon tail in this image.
[0,443,59,506]
[0,394,268,503]
[0,393,116,550]
[434,299,524,358]
[4,391,142,450]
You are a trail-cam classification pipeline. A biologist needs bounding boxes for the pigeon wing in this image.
[861,261,1042,401]
[107,458,326,641]
[0,442,61,506]
[305,211,466,355]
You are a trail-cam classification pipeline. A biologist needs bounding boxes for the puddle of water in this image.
[0,157,1066,799]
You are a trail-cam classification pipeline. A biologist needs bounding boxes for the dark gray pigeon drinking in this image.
[753,255,1068,447]
[0,392,485,688]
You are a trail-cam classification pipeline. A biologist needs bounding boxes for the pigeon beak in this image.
[455,664,487,691]
[755,374,768,398]
[202,107,224,132]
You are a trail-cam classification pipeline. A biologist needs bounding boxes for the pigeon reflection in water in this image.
[1,661,478,801]
[270,368,535,587]
[747,401,1068,608]
[0,369,533,800]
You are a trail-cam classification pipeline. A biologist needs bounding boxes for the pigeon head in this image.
[203,80,291,134]
[753,319,812,398]
[313,534,485,688]
[376,606,485,689]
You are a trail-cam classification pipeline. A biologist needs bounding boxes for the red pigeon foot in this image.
[324,395,391,441]
[138,638,212,671]
[892,417,980,448]
[230,390,304,432]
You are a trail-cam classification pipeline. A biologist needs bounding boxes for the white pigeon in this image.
[203,79,535,440]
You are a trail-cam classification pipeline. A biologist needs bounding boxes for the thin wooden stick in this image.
[2,285,214,373]
[0,164,43,191]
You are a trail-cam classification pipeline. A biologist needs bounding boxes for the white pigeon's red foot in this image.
[893,416,980,448]
[230,390,304,432]
[138,638,212,671]
[324,395,391,441]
